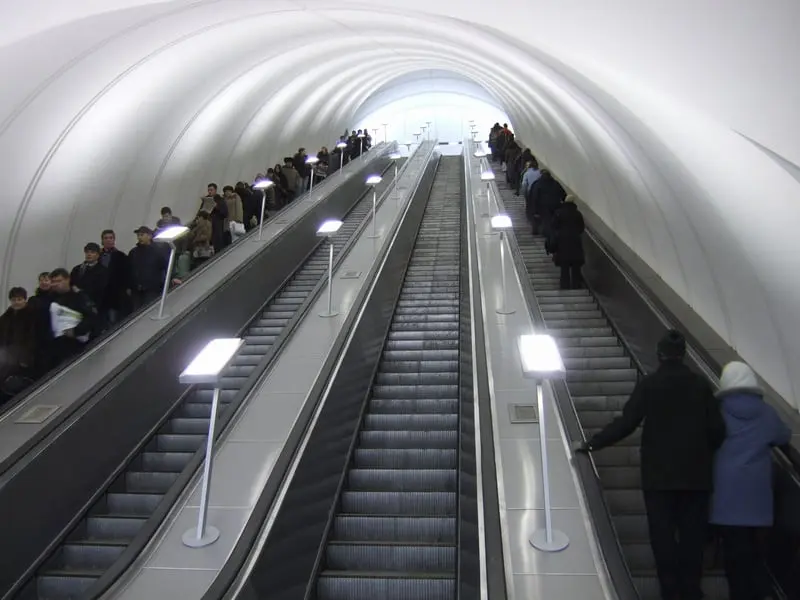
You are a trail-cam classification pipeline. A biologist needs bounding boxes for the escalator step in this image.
[368,399,459,414]
[354,449,458,469]
[359,430,458,449]
[317,574,455,600]
[348,469,457,492]
[363,414,458,430]
[332,516,456,543]
[326,542,455,573]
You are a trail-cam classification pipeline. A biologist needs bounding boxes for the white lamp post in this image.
[425,121,432,140]
[336,141,347,173]
[382,122,388,144]
[404,142,412,154]
[305,155,319,192]
[152,225,189,321]
[252,179,275,242]
[366,174,382,239]
[389,153,402,203]
[518,334,570,552]
[491,215,515,314]
[180,337,245,548]
[480,170,495,219]
[317,220,343,318]
[371,128,379,145]
[358,133,365,155]
[413,132,421,145]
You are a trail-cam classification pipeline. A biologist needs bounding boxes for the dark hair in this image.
[207,183,218,190]
[160,206,172,215]
[38,271,50,280]
[84,242,101,253]
[49,268,69,280]
[222,185,234,193]
[8,287,27,300]
[657,330,686,361]
[101,229,115,238]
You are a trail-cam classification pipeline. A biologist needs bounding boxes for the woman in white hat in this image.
[710,361,791,600]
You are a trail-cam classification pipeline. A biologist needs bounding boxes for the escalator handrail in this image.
[474,146,639,600]
[0,144,394,478]
[5,152,401,600]
[204,142,440,600]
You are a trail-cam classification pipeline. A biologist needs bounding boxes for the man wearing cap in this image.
[577,330,726,600]
[128,226,168,311]
[69,242,108,331]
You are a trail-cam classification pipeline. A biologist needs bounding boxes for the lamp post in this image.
[305,155,319,192]
[480,170,495,219]
[425,121,432,140]
[336,141,347,173]
[252,179,275,242]
[371,128,379,145]
[491,215,515,314]
[517,334,570,552]
[389,153,402,203]
[152,225,189,321]
[413,132,421,146]
[180,338,245,548]
[317,219,343,318]
[382,122,388,144]
[474,149,488,172]
[366,174,382,239]
[420,126,427,141]
[358,133,365,155]
[404,142,412,154]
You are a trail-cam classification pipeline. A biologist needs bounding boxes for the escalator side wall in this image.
[206,156,440,600]
[580,231,800,597]
[0,155,390,600]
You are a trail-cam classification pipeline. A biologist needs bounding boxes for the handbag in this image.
[229,221,246,236]
[193,245,214,259]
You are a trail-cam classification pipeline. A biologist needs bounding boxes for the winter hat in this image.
[717,361,762,397]
[657,329,686,360]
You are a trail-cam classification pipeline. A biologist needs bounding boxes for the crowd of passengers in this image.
[488,122,791,600]
[0,128,374,404]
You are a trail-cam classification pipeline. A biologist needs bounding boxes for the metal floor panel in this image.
[317,157,463,600]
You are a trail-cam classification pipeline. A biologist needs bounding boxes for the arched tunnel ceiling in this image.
[1,0,800,409]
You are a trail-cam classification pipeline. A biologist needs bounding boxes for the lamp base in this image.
[496,307,516,315]
[529,529,569,552]
[150,313,170,321]
[319,311,340,318]
[182,526,220,548]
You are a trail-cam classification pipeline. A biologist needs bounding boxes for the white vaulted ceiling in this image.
[1,0,799,408]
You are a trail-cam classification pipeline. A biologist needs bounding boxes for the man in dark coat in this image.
[100,229,131,326]
[578,331,726,600]
[47,268,99,367]
[128,227,168,311]
[526,169,565,237]
[0,287,37,399]
[70,242,108,325]
[552,197,585,289]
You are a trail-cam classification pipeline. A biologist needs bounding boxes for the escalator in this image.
[315,157,462,600]
[17,160,406,600]
[493,173,729,599]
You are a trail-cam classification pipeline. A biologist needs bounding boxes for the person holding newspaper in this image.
[47,268,99,367]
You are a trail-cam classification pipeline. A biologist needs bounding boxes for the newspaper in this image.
[50,302,90,342]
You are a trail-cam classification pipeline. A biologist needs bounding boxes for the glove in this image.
[574,441,592,454]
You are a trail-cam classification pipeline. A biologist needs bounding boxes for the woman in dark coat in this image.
[553,195,585,289]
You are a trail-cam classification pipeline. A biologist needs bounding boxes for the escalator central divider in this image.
[11,157,410,600]
[205,155,443,600]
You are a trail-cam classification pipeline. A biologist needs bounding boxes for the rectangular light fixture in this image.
[317,219,343,236]
[389,153,402,160]
[366,175,383,185]
[491,214,513,230]
[154,225,190,241]
[253,179,274,189]
[474,150,487,158]
[306,156,319,164]
[179,338,244,385]
[336,142,347,149]
[518,334,566,380]
[480,171,495,181]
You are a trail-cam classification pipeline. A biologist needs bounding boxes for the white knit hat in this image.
[717,361,762,397]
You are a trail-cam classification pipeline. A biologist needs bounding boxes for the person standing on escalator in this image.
[710,361,790,600]
[577,330,726,600]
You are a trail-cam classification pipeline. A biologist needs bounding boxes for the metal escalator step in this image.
[340,491,457,516]
[571,395,629,411]
[558,345,625,358]
[556,336,620,347]
[239,344,271,356]
[193,388,237,402]
[547,327,614,338]
[317,573,455,600]
[374,372,458,386]
[592,446,641,467]
[381,350,459,362]
[48,541,126,572]
[363,414,458,430]
[359,431,458,449]
[372,385,458,399]
[379,360,459,373]
[391,314,458,323]
[576,410,621,428]
[348,469,456,492]
[368,399,459,414]
[566,368,638,382]
[105,492,163,516]
[223,365,256,378]
[124,471,180,494]
[387,330,459,341]
[326,542,455,573]
[82,516,146,542]
[37,575,97,600]
[137,451,194,472]
[384,340,459,351]
[160,417,210,435]
[151,433,205,453]
[568,381,637,396]
[354,449,458,469]
[332,516,456,543]
[394,306,458,315]
[545,318,609,329]
[540,310,602,320]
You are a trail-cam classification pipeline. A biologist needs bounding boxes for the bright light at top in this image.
[305,156,319,164]
[317,219,343,235]
[518,334,566,379]
[491,214,512,230]
[481,171,495,181]
[336,142,347,149]
[357,133,365,138]
[253,179,274,190]
[389,153,402,160]
[474,150,487,157]
[154,225,189,241]
[366,175,383,185]
[179,338,244,385]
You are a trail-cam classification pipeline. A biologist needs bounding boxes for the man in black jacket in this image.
[100,229,131,326]
[128,226,168,311]
[47,268,98,367]
[578,330,725,600]
[70,242,108,325]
